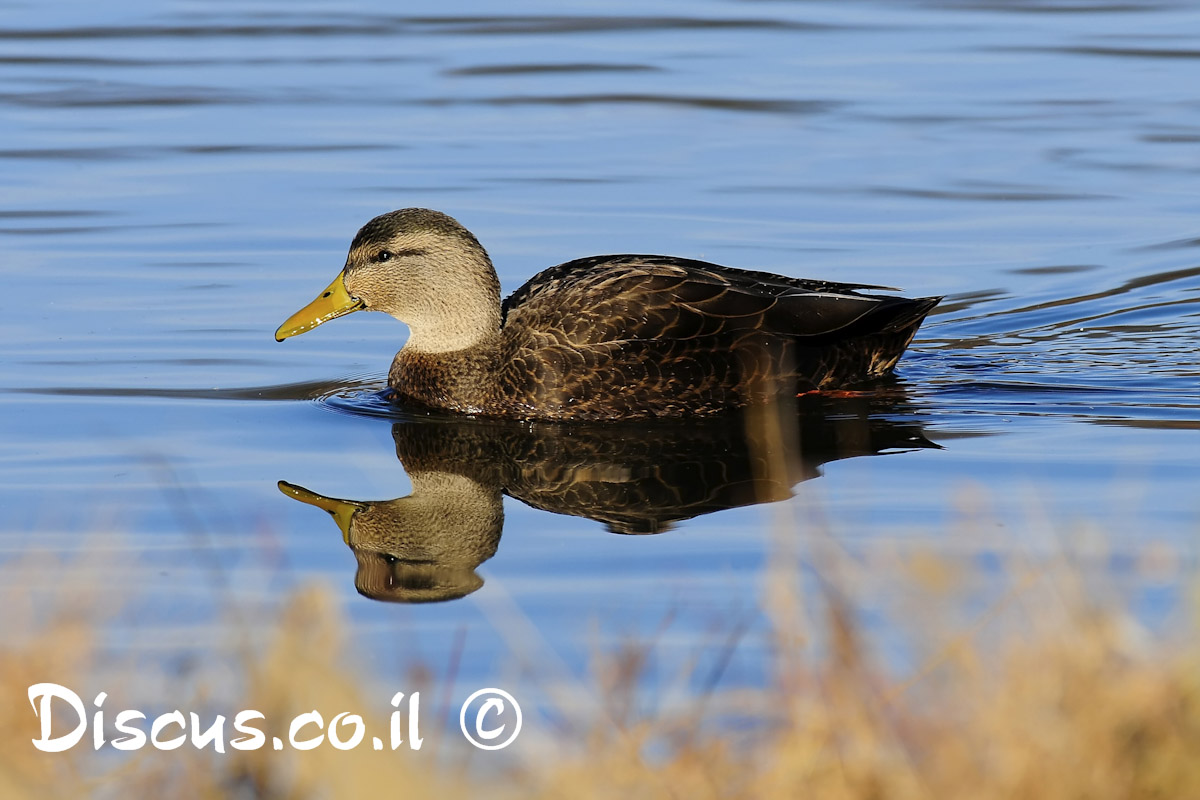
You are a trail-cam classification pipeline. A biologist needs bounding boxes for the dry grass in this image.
[0,540,1196,799]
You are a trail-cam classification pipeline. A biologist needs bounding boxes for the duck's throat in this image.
[389,337,502,415]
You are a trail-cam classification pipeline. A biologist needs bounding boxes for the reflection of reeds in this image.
[1,533,1196,799]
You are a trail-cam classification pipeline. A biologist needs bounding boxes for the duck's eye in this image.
[377,250,393,263]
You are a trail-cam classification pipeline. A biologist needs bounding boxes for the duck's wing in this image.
[501,254,930,345]
[496,332,790,419]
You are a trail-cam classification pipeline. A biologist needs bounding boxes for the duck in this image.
[276,208,940,421]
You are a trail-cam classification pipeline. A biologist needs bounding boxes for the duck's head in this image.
[276,208,502,352]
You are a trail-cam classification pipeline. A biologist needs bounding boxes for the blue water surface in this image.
[2,0,1198,759]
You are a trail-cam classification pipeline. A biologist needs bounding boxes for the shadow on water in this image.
[279,392,938,604]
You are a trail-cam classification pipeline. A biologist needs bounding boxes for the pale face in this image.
[342,226,448,320]
[277,208,502,352]
[342,211,501,352]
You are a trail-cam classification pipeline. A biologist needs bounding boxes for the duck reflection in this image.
[281,392,937,603]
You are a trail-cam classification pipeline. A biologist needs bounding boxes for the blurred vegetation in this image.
[1,534,1196,799]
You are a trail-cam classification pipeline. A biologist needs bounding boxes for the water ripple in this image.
[416,94,838,114]
[911,261,1200,431]
[0,15,833,42]
[7,376,384,403]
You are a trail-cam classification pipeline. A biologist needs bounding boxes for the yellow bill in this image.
[275,273,363,341]
[278,481,366,544]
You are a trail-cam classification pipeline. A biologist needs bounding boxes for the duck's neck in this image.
[404,310,501,354]
[389,335,504,415]
[395,247,503,354]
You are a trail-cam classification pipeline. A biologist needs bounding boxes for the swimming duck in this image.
[276,208,939,421]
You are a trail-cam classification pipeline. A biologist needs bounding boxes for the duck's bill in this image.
[278,481,366,544]
[275,273,364,341]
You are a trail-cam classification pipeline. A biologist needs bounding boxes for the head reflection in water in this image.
[280,474,502,604]
[280,393,938,604]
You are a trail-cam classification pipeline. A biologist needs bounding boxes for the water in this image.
[2,0,1199,762]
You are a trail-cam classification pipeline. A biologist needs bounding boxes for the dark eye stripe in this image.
[376,248,427,262]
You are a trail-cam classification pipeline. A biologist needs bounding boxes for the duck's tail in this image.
[794,295,941,389]
[869,294,943,336]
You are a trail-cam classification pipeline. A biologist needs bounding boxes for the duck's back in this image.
[503,255,899,344]
[488,255,939,420]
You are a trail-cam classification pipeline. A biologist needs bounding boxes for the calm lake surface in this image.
[2,0,1198,757]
